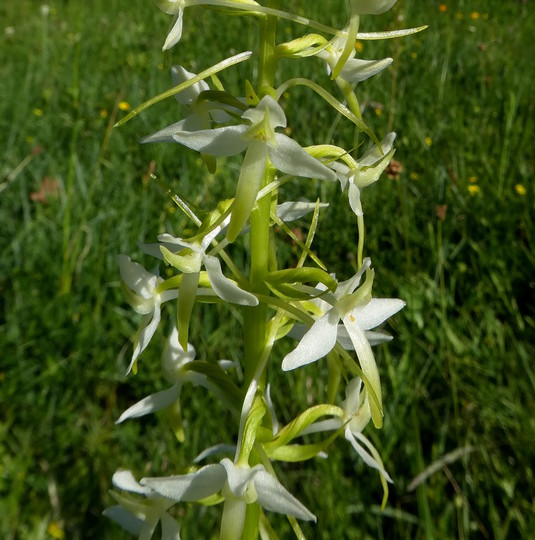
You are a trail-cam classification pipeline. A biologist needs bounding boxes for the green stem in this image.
[243,1,279,390]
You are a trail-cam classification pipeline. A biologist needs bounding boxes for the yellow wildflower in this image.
[355,41,363,53]
[469,176,477,183]
[425,137,432,147]
[468,185,480,196]
[118,101,131,111]
[438,4,447,12]
[33,108,43,117]
[514,184,527,196]
[470,12,480,20]
[100,109,108,119]
[46,521,64,540]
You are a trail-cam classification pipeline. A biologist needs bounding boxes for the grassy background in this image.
[1,0,534,538]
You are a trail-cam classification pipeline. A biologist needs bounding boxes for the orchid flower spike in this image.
[118,255,178,374]
[282,258,405,427]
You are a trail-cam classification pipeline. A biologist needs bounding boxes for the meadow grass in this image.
[1,0,534,538]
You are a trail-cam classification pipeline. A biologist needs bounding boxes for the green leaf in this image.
[265,432,339,462]
[265,267,337,292]
[263,404,343,452]
[237,393,266,465]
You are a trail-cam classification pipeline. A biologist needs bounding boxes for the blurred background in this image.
[1,0,534,538]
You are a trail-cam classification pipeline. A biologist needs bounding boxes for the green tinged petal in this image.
[227,140,268,242]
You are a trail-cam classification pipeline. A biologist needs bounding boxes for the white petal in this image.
[335,258,371,298]
[171,65,209,105]
[193,444,236,464]
[118,255,158,299]
[270,134,337,181]
[141,464,227,502]
[342,378,363,416]
[349,298,405,330]
[242,95,287,129]
[254,470,316,521]
[276,201,328,222]
[112,470,153,495]
[103,505,144,535]
[334,324,392,348]
[163,326,196,379]
[340,57,393,83]
[348,183,363,216]
[157,233,199,251]
[345,427,393,483]
[161,513,181,540]
[141,116,207,144]
[359,132,396,167]
[220,459,262,497]
[116,384,181,423]
[367,330,393,345]
[342,315,382,422]
[282,310,339,371]
[162,10,183,51]
[351,0,397,15]
[204,255,258,306]
[172,125,249,156]
[129,302,162,374]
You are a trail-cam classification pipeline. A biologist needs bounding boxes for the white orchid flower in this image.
[119,255,178,374]
[300,378,392,484]
[155,0,260,51]
[157,216,258,347]
[116,327,195,425]
[282,258,405,427]
[140,457,315,537]
[350,0,398,15]
[103,470,181,540]
[116,327,239,438]
[144,95,336,241]
[317,31,393,84]
[142,65,242,146]
[329,132,396,216]
[341,378,393,483]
